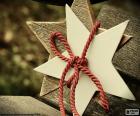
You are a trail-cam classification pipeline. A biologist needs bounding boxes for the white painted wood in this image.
[34,4,135,115]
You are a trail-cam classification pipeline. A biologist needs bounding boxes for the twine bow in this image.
[50,21,109,116]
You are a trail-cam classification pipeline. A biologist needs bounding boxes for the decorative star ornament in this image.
[26,0,132,99]
[34,5,135,115]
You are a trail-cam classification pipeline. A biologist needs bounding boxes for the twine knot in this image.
[66,56,88,88]
[71,56,88,67]
[50,21,109,116]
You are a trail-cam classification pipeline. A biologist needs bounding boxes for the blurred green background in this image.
[0,0,103,96]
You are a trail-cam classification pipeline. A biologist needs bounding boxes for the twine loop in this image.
[50,21,109,116]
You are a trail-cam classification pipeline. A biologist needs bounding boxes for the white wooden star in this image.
[34,5,135,115]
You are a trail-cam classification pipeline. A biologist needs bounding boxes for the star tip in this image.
[65,4,71,10]
[132,96,136,101]
[33,67,39,72]
[26,21,33,25]
[119,20,130,29]
[127,93,136,101]
[65,4,69,7]
[125,20,130,24]
[122,20,129,26]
